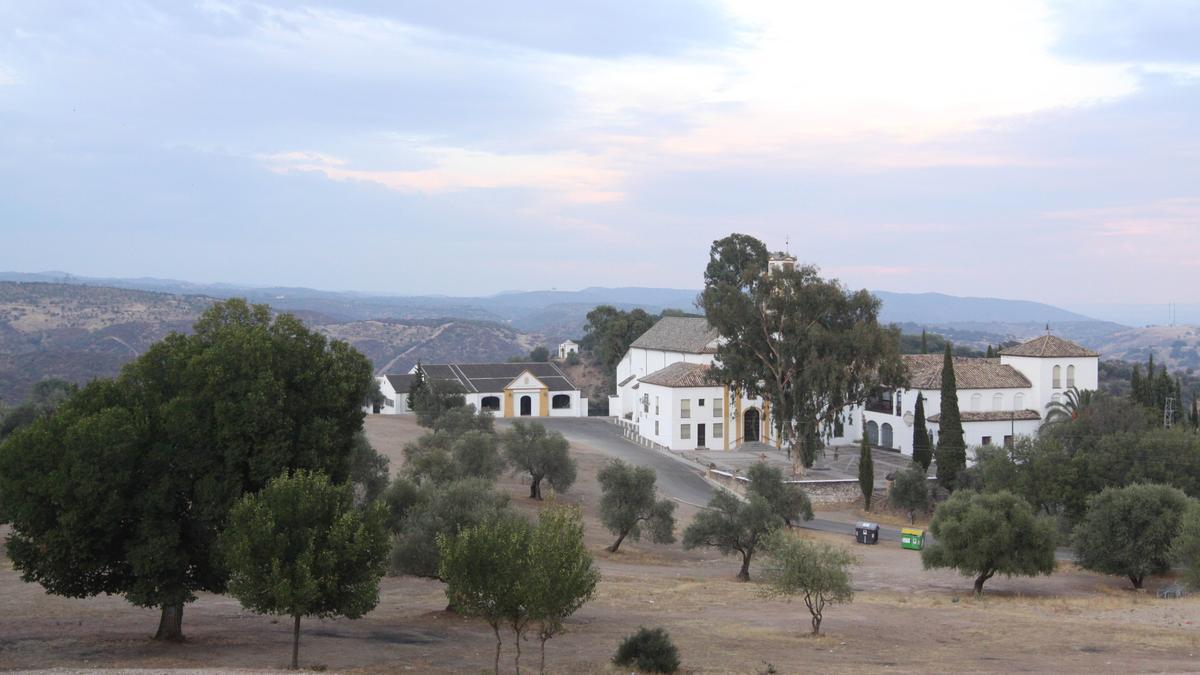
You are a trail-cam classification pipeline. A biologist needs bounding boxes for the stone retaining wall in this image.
[706,469,872,504]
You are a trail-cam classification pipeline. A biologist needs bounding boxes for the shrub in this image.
[613,626,681,673]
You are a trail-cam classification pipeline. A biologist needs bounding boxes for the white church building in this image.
[862,334,1099,455]
[610,314,1099,454]
[610,316,786,451]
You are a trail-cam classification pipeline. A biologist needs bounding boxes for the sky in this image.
[1,0,1199,314]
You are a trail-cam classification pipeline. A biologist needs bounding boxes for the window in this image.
[834,418,845,436]
[699,399,706,406]
[551,394,570,409]
[680,424,691,439]
[655,397,659,415]
[992,393,1003,411]
[1003,435,1014,448]
[971,393,982,411]
[481,395,501,411]
[1014,392,1025,409]
[1067,365,1076,388]
[982,436,993,446]
[713,422,724,439]
[713,397,724,416]
[681,399,691,419]
[654,420,659,435]
[1053,365,1062,389]
[642,395,649,413]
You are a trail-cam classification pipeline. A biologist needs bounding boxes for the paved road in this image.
[536,418,1075,562]
[535,418,909,543]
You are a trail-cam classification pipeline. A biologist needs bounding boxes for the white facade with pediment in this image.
[613,315,1099,454]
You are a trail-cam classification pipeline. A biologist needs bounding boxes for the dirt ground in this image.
[2,415,1199,673]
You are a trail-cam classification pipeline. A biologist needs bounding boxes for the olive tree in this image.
[758,532,857,635]
[745,462,813,526]
[889,465,930,524]
[221,470,389,670]
[922,490,1057,595]
[1172,502,1200,590]
[438,514,532,674]
[388,477,514,578]
[598,459,676,553]
[1073,483,1190,589]
[526,504,601,673]
[683,491,783,581]
[502,420,576,500]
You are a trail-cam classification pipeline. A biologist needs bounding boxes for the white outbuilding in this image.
[557,339,579,359]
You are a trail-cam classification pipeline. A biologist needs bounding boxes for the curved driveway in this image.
[535,418,907,543]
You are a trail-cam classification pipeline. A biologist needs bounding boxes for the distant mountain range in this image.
[0,272,1194,403]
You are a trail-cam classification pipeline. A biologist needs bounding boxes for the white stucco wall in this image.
[635,382,777,451]
[615,347,715,420]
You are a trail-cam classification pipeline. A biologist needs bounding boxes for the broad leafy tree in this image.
[698,234,905,467]
[1172,502,1200,590]
[221,470,389,670]
[452,429,507,480]
[889,465,929,524]
[413,379,468,428]
[758,532,857,635]
[1073,483,1190,589]
[745,462,813,526]
[502,420,576,500]
[935,343,966,490]
[682,491,783,581]
[581,305,659,374]
[526,504,601,672]
[858,435,874,511]
[922,490,1057,595]
[348,432,390,506]
[388,477,514,578]
[598,459,677,553]
[0,378,76,441]
[0,299,373,640]
[912,393,932,471]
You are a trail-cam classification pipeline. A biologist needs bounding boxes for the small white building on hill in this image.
[557,340,579,359]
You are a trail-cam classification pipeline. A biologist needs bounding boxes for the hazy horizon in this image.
[3,1,1199,308]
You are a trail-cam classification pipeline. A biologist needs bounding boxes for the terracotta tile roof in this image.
[927,409,1042,423]
[630,317,719,354]
[1000,334,1099,358]
[639,362,718,388]
[903,354,1031,390]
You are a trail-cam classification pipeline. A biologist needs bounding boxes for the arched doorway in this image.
[520,395,532,416]
[743,408,760,442]
[881,422,893,449]
[480,396,500,412]
[866,420,879,446]
[552,394,570,409]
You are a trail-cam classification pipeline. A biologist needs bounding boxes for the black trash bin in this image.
[855,522,880,545]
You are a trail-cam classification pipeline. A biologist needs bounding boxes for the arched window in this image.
[866,420,879,446]
[971,393,982,411]
[1014,392,1025,409]
[1067,365,1076,388]
[992,393,1003,410]
[881,423,894,449]
[480,396,501,411]
[552,394,571,409]
[1053,365,1062,389]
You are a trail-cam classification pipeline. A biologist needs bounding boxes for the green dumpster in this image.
[900,527,925,551]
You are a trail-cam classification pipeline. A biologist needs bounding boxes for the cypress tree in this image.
[912,393,932,471]
[1191,397,1198,430]
[985,345,994,358]
[921,329,928,354]
[1130,365,1143,405]
[935,343,966,490]
[858,434,874,511]
[1146,354,1156,408]
[408,363,428,410]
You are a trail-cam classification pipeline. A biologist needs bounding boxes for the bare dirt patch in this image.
[2,417,1198,673]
